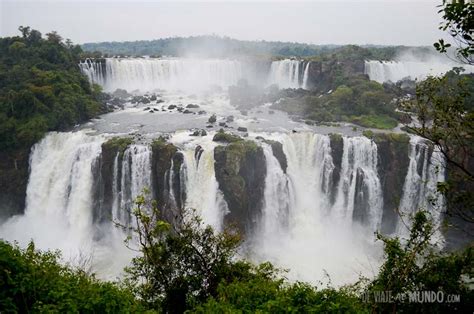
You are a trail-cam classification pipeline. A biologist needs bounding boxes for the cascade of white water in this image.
[252,132,382,285]
[79,59,106,86]
[267,59,305,89]
[364,60,474,83]
[397,136,445,238]
[0,132,113,272]
[259,143,290,235]
[181,144,227,230]
[332,137,383,231]
[114,144,151,226]
[92,58,244,92]
[302,61,310,89]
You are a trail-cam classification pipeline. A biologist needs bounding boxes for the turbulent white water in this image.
[267,59,305,89]
[364,60,474,83]
[251,133,384,285]
[81,58,244,92]
[0,129,445,285]
[333,137,383,231]
[302,61,310,89]
[80,58,311,92]
[173,134,228,230]
[396,136,445,240]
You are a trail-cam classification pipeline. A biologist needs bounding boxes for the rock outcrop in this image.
[151,138,184,224]
[214,140,266,235]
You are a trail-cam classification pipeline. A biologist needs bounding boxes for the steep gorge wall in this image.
[214,141,267,234]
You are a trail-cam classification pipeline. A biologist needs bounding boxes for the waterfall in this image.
[251,133,383,285]
[115,145,152,227]
[332,137,383,231]
[79,59,106,86]
[81,58,244,92]
[180,143,227,230]
[0,132,118,276]
[0,129,446,284]
[302,61,310,89]
[259,143,290,235]
[396,136,445,239]
[267,59,305,89]
[364,60,474,83]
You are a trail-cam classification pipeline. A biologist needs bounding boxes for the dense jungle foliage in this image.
[0,27,104,151]
[82,34,415,59]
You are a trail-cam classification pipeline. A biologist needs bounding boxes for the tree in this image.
[403,69,474,224]
[434,0,474,64]
[122,192,245,313]
[406,0,474,224]
[368,211,473,313]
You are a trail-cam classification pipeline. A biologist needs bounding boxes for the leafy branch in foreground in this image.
[402,69,474,224]
[122,193,245,312]
[368,211,473,313]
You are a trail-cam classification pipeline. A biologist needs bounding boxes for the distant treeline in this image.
[81,35,427,59]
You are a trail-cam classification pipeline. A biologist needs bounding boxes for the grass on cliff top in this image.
[362,130,410,143]
[213,130,243,143]
[102,137,133,153]
[349,114,398,130]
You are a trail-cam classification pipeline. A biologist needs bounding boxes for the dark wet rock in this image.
[195,145,204,162]
[93,137,133,223]
[0,149,29,219]
[186,104,200,109]
[208,114,217,123]
[263,140,287,173]
[149,110,154,113]
[371,133,410,234]
[156,99,164,104]
[151,138,184,224]
[213,130,242,143]
[198,110,207,115]
[150,94,157,101]
[226,115,234,123]
[183,109,192,114]
[329,133,343,204]
[153,108,159,111]
[190,129,207,137]
[219,122,227,127]
[168,105,177,110]
[177,107,184,112]
[237,127,248,132]
[206,125,214,128]
[112,88,130,98]
[214,140,266,235]
[144,107,150,111]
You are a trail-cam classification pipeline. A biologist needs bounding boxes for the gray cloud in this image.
[1,0,445,45]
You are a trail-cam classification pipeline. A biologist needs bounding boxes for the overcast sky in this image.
[0,0,446,45]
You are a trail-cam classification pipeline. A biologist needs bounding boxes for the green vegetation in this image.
[0,240,141,313]
[272,74,402,129]
[368,211,474,313]
[0,27,105,151]
[350,114,398,129]
[212,129,243,143]
[82,35,418,58]
[403,69,474,224]
[102,137,133,156]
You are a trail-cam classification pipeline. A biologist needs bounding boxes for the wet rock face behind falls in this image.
[214,141,267,234]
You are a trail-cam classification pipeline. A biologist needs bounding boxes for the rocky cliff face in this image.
[329,133,344,204]
[0,149,29,220]
[151,139,184,224]
[305,59,366,91]
[214,140,267,235]
[372,133,410,233]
